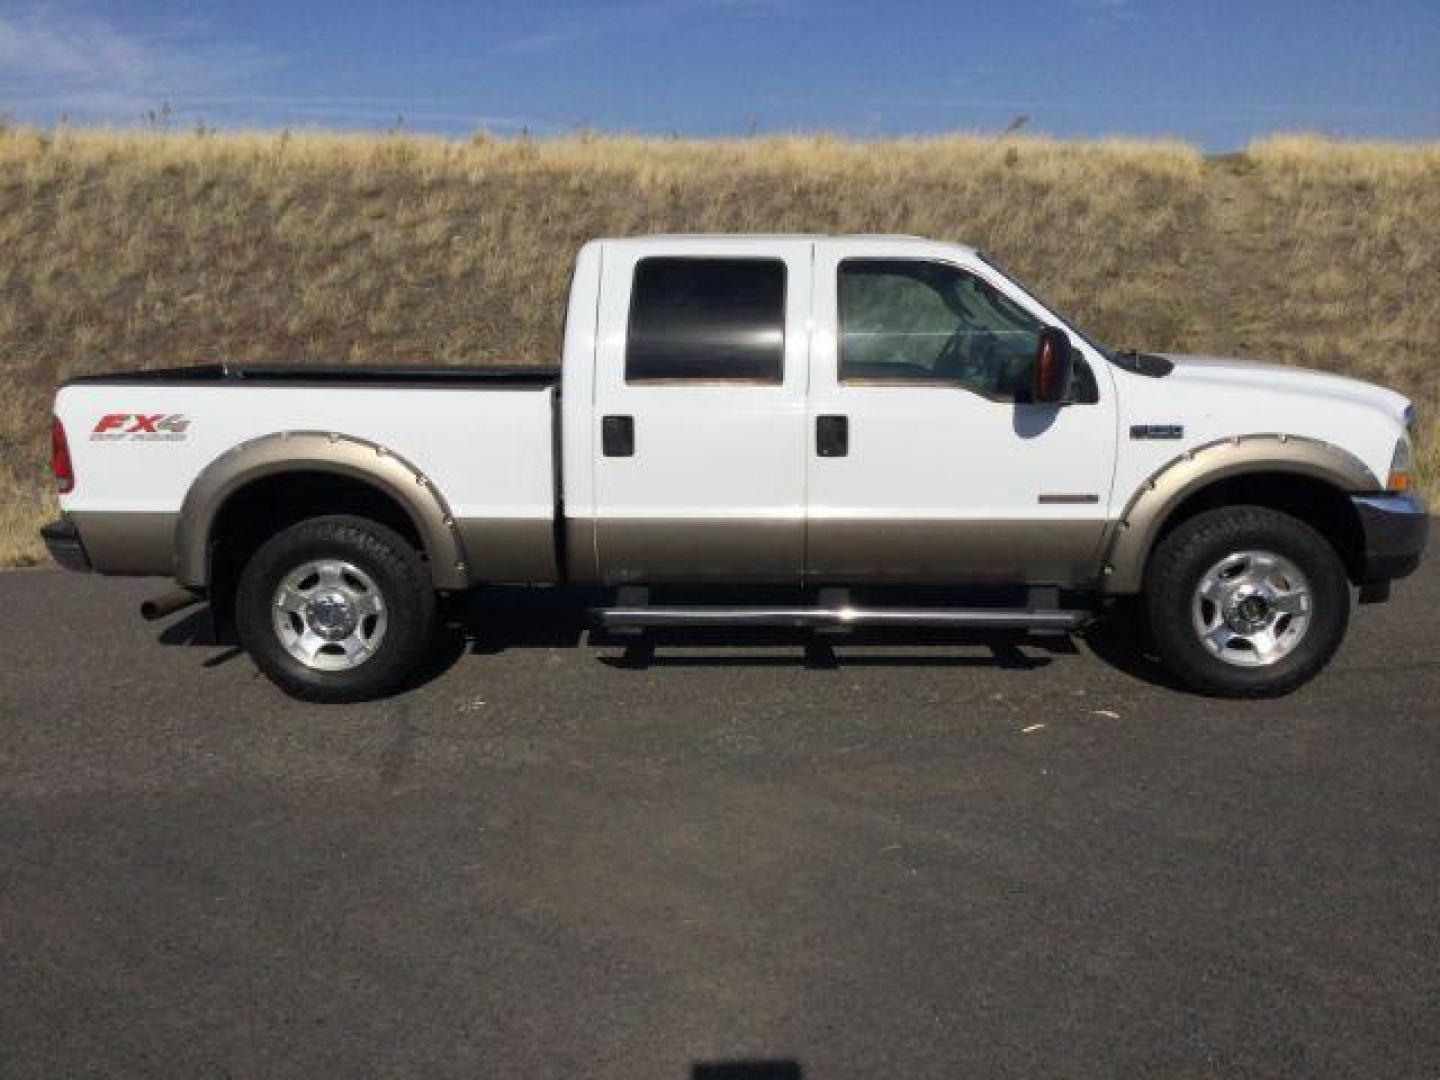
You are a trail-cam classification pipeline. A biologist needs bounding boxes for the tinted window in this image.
[839,259,1043,399]
[626,258,786,383]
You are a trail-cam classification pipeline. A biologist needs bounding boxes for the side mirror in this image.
[1032,327,1075,405]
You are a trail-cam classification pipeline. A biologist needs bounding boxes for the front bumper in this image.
[1352,493,1429,584]
[40,519,91,572]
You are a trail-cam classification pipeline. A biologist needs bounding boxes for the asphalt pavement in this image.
[2,535,1437,1078]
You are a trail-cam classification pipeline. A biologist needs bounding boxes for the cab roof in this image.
[595,233,979,256]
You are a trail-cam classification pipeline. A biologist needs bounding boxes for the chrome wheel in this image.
[272,559,387,671]
[1191,549,1312,668]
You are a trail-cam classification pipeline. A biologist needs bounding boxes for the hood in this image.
[1157,353,1412,427]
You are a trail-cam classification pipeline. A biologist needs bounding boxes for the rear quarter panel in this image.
[55,383,557,581]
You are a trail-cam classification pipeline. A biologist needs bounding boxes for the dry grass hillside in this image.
[1,127,1435,565]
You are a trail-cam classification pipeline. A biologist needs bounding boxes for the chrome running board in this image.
[596,605,1086,632]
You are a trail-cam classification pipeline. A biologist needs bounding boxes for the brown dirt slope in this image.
[1,129,1434,565]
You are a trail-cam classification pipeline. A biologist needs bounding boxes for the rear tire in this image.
[236,515,436,703]
[1144,506,1350,698]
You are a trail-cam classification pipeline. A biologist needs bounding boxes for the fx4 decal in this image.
[91,413,192,442]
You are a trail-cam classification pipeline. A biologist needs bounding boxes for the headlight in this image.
[1387,436,1412,493]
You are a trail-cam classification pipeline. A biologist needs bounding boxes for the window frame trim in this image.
[623,254,790,387]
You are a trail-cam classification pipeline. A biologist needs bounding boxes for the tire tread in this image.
[1145,505,1349,698]
[235,515,436,703]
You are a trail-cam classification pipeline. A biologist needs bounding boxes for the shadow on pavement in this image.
[1080,602,1191,692]
[153,585,1172,694]
[693,1062,802,1080]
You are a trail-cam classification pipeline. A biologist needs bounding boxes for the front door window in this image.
[838,259,1044,400]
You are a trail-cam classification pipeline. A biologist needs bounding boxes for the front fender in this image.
[1100,434,1379,594]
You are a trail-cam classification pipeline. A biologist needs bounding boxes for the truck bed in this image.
[65,363,561,389]
[55,364,561,584]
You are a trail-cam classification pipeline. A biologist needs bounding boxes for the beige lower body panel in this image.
[71,511,554,586]
[575,516,1106,587]
[594,517,804,584]
[805,518,1107,584]
[563,518,599,583]
[68,511,178,576]
[67,510,1103,587]
[454,518,558,583]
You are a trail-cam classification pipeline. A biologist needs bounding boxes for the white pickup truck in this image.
[44,235,1427,701]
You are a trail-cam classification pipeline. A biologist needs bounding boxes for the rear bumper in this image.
[1352,494,1429,584]
[40,519,92,572]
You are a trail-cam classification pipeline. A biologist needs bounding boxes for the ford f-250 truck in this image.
[43,235,1428,702]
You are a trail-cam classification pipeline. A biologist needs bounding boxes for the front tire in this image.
[236,515,436,703]
[1144,506,1350,698]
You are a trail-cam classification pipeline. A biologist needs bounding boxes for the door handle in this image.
[602,415,635,457]
[816,415,848,457]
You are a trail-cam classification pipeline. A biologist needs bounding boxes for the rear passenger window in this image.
[626,258,786,383]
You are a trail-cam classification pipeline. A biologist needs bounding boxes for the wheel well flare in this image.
[175,432,469,593]
[1102,435,1377,594]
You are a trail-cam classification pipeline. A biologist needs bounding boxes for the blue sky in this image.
[1,0,1436,149]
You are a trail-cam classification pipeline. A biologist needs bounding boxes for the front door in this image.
[804,245,1118,584]
[591,240,813,582]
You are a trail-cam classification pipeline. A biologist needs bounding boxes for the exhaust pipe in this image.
[140,587,203,622]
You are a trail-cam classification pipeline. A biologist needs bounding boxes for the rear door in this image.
[591,240,813,582]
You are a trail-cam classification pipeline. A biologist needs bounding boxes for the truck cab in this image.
[562,235,1118,586]
[45,234,1427,702]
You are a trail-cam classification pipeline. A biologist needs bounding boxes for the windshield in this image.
[975,251,1113,360]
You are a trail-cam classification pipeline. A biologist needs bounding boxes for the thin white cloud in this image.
[177,95,543,133]
[873,93,1439,119]
[1071,0,1142,24]
[493,23,601,57]
[0,9,147,81]
[0,5,270,123]
[492,0,803,56]
[0,5,543,132]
